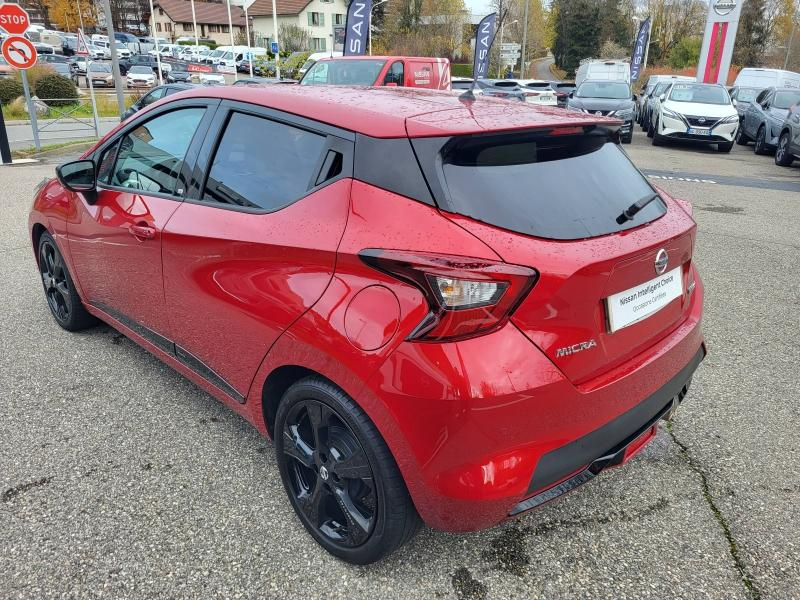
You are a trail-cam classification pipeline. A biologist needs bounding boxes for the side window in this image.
[384,61,404,86]
[140,88,165,107]
[107,107,205,195]
[202,112,326,210]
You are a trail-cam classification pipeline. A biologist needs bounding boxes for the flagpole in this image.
[272,0,280,77]
[191,0,199,49]
[149,0,163,85]
[226,0,238,81]
[245,6,253,77]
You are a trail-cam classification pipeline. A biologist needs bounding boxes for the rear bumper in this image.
[511,344,703,516]
[364,273,705,532]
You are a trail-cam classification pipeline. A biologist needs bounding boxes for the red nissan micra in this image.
[29,86,705,564]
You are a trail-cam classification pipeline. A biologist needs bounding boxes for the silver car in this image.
[737,87,800,154]
[774,103,800,167]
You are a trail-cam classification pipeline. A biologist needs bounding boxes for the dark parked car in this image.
[38,53,72,64]
[774,102,800,166]
[167,70,192,83]
[567,80,635,143]
[32,85,704,564]
[119,54,170,78]
[737,87,800,153]
[638,81,672,130]
[120,83,194,120]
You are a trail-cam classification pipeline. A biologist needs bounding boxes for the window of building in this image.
[156,23,162,32]
[308,11,324,26]
[221,24,229,33]
[158,7,163,15]
[165,23,172,31]
[104,108,205,195]
[312,37,327,51]
[202,112,327,211]
[182,22,193,31]
[334,13,344,25]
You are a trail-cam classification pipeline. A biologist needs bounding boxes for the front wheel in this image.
[37,232,97,331]
[754,125,769,155]
[735,124,749,145]
[775,132,794,166]
[275,377,421,564]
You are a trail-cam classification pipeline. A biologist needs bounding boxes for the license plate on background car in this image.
[687,128,711,136]
[605,267,683,332]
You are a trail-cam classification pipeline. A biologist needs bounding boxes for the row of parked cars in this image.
[635,68,800,164]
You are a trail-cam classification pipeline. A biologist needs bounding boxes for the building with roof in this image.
[151,0,247,45]
[248,0,348,52]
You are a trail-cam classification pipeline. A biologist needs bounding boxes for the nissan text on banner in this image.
[630,17,651,83]
[343,0,372,56]
[473,12,498,80]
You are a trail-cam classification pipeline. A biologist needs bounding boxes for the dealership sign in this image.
[697,0,743,84]
[343,0,371,56]
[472,12,497,80]
[629,17,651,83]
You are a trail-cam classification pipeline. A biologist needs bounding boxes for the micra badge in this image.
[556,339,598,358]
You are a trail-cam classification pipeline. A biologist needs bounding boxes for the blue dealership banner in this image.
[630,17,651,83]
[343,0,372,56]
[473,12,497,80]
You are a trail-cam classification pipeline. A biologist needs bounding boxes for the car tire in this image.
[274,377,421,565]
[775,132,794,166]
[622,133,632,144]
[37,232,97,331]
[646,118,655,138]
[735,124,749,145]
[754,125,769,155]
[651,119,664,145]
[717,140,734,153]
[641,113,649,131]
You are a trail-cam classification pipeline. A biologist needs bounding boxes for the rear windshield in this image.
[413,131,666,240]
[301,59,386,86]
[736,87,760,102]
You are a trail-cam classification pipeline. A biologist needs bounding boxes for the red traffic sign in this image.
[76,29,89,56]
[1,35,37,69]
[0,3,30,35]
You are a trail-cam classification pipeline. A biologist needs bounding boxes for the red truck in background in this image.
[299,55,451,90]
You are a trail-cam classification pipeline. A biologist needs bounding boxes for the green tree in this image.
[667,36,701,68]
[552,0,602,76]
[734,0,770,66]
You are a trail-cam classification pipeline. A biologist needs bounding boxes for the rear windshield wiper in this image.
[616,192,661,224]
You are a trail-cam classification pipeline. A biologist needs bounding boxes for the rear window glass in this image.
[421,131,666,240]
[773,90,800,109]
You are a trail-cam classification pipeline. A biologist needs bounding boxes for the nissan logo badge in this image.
[654,249,669,275]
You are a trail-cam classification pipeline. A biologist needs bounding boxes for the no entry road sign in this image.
[1,36,37,69]
[0,3,30,35]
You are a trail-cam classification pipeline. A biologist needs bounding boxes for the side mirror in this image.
[732,99,737,107]
[659,94,666,102]
[568,91,574,98]
[56,159,96,197]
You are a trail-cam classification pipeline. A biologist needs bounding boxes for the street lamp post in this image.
[190,0,199,48]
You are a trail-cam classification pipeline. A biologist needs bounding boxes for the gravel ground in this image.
[1,131,798,599]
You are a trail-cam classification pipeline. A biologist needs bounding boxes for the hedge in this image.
[34,74,79,107]
[451,63,472,77]
[0,78,24,105]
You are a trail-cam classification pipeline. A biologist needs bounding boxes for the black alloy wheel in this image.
[37,232,96,331]
[775,132,794,166]
[275,378,420,564]
[39,236,72,324]
[754,125,769,155]
[282,398,376,547]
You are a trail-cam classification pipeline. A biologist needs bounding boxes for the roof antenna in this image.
[459,12,497,106]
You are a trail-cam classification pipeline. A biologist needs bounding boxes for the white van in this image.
[299,51,343,77]
[576,60,631,88]
[203,45,265,68]
[733,68,800,90]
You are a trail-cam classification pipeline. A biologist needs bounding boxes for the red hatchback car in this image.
[29,86,705,564]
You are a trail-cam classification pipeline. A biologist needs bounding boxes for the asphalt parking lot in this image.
[1,128,798,599]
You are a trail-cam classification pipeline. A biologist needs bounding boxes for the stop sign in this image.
[0,4,30,35]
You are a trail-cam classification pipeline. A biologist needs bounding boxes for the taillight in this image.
[359,249,538,342]
[524,91,540,97]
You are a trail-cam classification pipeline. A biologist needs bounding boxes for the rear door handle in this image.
[129,224,156,240]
